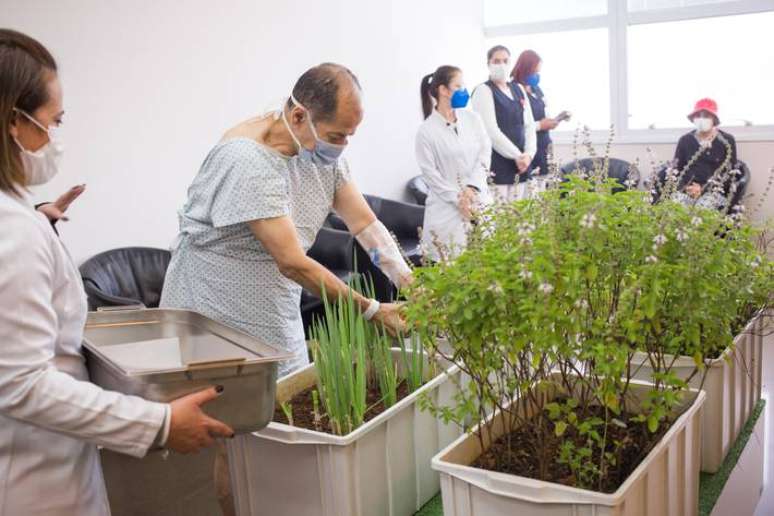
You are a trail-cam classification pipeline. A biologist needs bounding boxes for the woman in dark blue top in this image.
[512,50,570,179]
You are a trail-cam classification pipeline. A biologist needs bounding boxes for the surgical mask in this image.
[526,73,541,88]
[13,108,64,186]
[450,88,470,109]
[282,95,346,167]
[488,63,510,82]
[693,117,713,133]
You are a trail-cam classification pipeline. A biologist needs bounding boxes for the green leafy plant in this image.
[406,155,772,491]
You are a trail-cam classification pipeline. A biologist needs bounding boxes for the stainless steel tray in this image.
[83,308,293,434]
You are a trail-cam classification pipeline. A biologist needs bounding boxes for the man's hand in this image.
[37,184,86,222]
[516,154,531,173]
[685,182,702,199]
[371,302,406,336]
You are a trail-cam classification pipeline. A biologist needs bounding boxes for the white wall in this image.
[5,0,487,263]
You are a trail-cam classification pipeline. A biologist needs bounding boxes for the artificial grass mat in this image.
[414,399,766,516]
[698,399,765,515]
[414,493,444,516]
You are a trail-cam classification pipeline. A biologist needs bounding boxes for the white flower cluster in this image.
[517,222,536,236]
[580,212,597,229]
[488,282,504,294]
[538,282,554,294]
[574,298,589,310]
[517,222,536,246]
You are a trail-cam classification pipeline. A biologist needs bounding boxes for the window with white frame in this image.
[489,29,612,131]
[483,0,774,142]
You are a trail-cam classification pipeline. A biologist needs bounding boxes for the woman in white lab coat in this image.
[0,29,233,516]
[416,65,492,262]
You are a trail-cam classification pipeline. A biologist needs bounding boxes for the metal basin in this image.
[83,308,293,434]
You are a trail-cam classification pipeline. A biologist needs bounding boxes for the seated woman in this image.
[670,98,738,210]
[416,65,492,262]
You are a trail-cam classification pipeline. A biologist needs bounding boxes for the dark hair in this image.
[0,29,57,194]
[420,65,461,119]
[512,49,541,85]
[287,63,361,123]
[486,45,510,62]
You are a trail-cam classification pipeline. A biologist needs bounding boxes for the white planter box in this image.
[433,378,706,516]
[227,349,462,516]
[631,311,768,473]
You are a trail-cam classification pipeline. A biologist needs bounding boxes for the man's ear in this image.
[291,106,306,125]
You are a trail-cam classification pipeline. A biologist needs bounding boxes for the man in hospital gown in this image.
[160,62,411,515]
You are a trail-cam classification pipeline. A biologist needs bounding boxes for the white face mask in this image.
[693,116,714,133]
[13,108,64,186]
[488,62,510,82]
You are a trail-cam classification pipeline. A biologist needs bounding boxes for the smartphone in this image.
[555,110,571,122]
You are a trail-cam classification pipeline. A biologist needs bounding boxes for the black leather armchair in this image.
[651,160,750,209]
[406,175,429,205]
[327,194,425,267]
[301,227,359,335]
[560,158,640,192]
[79,247,171,311]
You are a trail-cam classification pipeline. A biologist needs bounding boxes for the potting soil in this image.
[470,401,673,494]
[273,380,411,433]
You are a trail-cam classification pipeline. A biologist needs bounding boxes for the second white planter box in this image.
[433,378,706,516]
[632,312,768,472]
[227,349,462,516]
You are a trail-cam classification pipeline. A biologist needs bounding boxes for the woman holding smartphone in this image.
[512,50,570,181]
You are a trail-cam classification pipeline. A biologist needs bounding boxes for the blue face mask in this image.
[450,88,470,109]
[526,73,541,88]
[283,95,346,167]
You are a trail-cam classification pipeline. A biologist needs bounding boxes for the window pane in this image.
[628,0,735,12]
[484,0,607,28]
[486,29,611,130]
[628,12,774,129]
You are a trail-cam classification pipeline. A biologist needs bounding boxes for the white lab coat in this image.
[415,108,492,262]
[0,190,167,516]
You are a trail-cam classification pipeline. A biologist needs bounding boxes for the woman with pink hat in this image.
[671,97,738,210]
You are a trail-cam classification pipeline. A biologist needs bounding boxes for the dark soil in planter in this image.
[273,380,412,434]
[470,399,673,493]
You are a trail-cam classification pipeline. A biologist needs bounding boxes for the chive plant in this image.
[309,275,431,435]
[311,281,368,435]
[399,332,425,393]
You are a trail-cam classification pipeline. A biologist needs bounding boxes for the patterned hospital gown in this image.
[160,137,351,376]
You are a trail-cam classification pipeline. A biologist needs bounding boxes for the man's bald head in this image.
[288,63,361,123]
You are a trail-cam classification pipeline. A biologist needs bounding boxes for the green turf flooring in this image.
[414,399,766,516]
[698,399,765,515]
